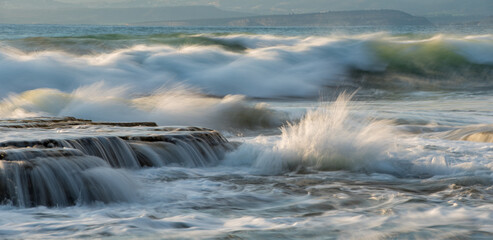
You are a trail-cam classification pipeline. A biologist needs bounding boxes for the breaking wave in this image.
[226,92,401,175]
[0,83,285,130]
[224,92,493,177]
[4,33,248,55]
[437,124,493,143]
[0,33,492,99]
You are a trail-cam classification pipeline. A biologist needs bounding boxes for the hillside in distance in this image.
[138,10,432,27]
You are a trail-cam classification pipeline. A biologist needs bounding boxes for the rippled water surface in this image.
[0,25,492,239]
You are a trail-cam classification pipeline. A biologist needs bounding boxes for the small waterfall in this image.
[126,132,236,167]
[0,155,136,207]
[0,137,141,169]
[130,139,220,167]
[0,132,234,169]
[59,137,141,168]
[0,120,237,207]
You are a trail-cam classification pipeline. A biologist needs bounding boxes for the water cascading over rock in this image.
[0,117,236,207]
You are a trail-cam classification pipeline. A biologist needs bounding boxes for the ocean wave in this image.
[0,33,492,98]
[229,92,401,175]
[223,93,493,177]
[437,124,493,143]
[2,33,248,55]
[0,83,286,130]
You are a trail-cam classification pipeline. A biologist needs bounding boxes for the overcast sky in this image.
[1,0,492,16]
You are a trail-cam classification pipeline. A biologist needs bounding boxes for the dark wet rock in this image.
[0,117,157,129]
[0,117,237,207]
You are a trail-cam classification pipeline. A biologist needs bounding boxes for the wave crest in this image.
[1,33,492,98]
[0,83,286,130]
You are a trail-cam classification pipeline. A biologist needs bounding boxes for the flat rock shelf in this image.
[0,117,237,207]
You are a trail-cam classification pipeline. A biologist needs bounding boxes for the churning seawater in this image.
[0,24,492,239]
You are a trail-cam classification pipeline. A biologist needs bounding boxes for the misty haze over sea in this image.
[0,0,492,25]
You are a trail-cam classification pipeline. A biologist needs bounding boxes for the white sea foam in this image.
[2,33,491,99]
[225,93,401,175]
[1,30,493,239]
[0,83,285,130]
[224,93,493,178]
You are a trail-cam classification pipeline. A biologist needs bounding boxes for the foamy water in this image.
[0,25,492,239]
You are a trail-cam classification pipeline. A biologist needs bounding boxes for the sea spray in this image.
[225,93,488,177]
[224,93,401,174]
[252,93,398,174]
[0,83,286,130]
[0,26,493,239]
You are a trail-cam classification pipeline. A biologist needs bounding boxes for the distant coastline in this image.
[0,6,433,27]
[136,10,433,27]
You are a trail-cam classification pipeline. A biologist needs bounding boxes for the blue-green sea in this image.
[0,24,492,239]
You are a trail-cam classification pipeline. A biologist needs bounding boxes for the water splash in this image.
[251,92,397,174]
